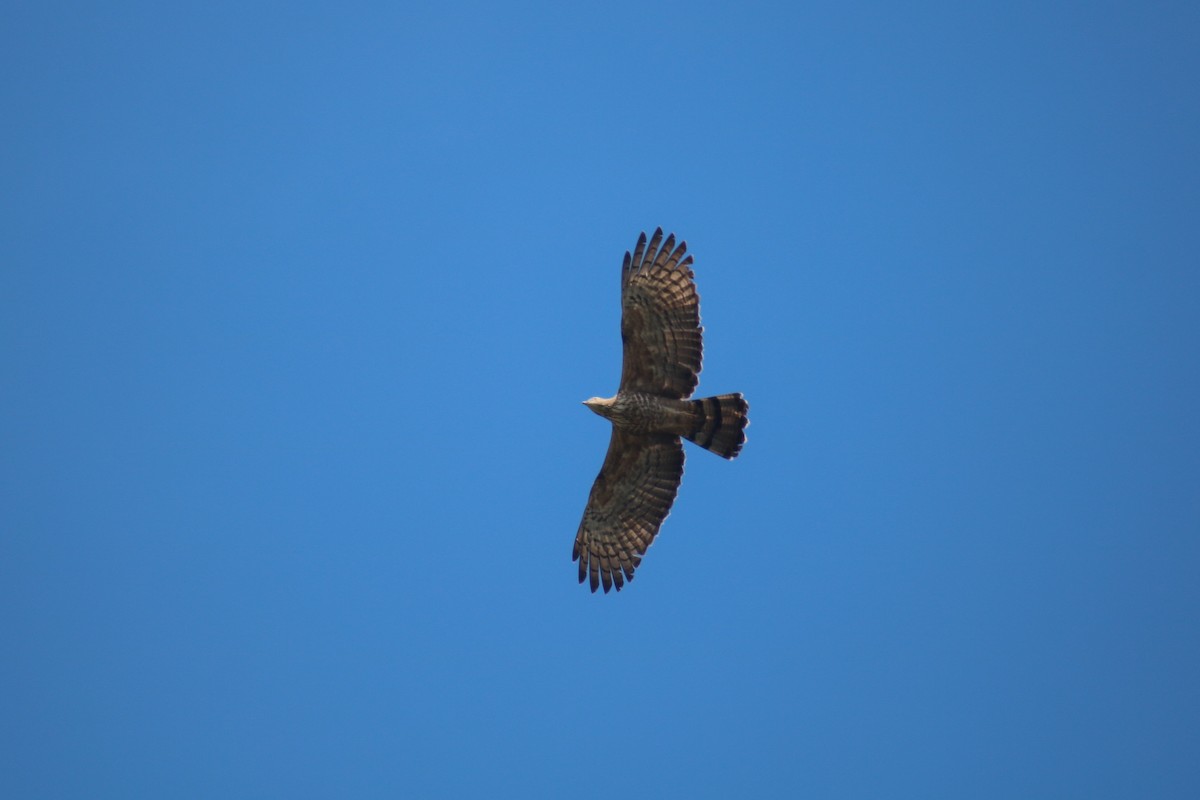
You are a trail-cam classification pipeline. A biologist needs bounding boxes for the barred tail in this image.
[685,393,749,459]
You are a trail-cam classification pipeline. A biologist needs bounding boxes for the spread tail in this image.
[686,393,749,459]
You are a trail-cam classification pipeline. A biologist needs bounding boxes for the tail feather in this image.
[686,393,749,459]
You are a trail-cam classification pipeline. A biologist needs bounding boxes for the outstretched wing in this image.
[573,430,685,593]
[619,228,703,399]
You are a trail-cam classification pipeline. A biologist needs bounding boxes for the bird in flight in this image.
[574,228,748,593]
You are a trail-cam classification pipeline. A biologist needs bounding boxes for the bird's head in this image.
[582,396,612,418]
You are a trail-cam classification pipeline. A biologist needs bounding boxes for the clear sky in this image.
[3,2,1198,797]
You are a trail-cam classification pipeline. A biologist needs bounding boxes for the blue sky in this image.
[3,2,1198,797]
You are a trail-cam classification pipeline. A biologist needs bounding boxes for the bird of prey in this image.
[574,228,748,593]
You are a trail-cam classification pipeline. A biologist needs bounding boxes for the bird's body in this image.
[584,392,748,453]
[584,393,691,435]
[574,229,748,593]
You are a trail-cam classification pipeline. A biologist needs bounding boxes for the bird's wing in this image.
[573,429,685,593]
[619,228,703,399]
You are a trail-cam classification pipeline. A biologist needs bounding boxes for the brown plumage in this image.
[574,229,748,593]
